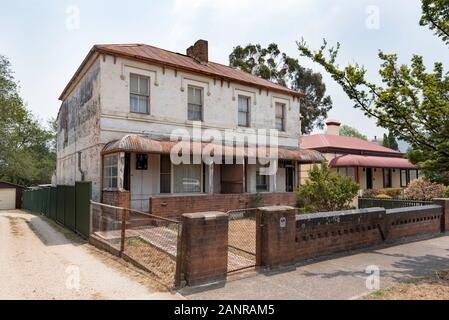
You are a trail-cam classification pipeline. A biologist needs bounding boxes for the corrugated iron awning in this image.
[329,154,417,169]
[102,135,325,163]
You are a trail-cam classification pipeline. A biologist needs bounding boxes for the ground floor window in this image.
[103,154,118,189]
[400,169,408,187]
[173,163,202,193]
[256,164,269,192]
[409,169,418,181]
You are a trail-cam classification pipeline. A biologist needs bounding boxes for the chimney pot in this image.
[186,39,208,64]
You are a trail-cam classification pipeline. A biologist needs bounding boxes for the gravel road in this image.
[0,210,182,300]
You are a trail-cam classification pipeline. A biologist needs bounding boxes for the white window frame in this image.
[130,74,150,114]
[275,102,286,131]
[103,154,118,190]
[238,95,250,127]
[187,85,204,121]
[256,164,270,192]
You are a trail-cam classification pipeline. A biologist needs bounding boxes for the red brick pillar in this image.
[433,198,449,232]
[257,206,296,269]
[181,211,228,286]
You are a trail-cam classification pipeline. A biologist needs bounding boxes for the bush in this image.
[403,178,446,200]
[297,163,359,212]
[446,186,449,198]
[362,188,404,199]
[375,194,393,199]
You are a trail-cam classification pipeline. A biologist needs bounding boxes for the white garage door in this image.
[0,188,16,210]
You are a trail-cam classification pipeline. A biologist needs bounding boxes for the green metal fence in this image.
[22,182,92,238]
[358,197,433,209]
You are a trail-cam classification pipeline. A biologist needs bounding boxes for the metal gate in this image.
[227,208,257,273]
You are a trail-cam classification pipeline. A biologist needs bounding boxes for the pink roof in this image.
[330,154,416,169]
[300,134,402,155]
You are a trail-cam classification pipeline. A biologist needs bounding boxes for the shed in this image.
[0,181,27,210]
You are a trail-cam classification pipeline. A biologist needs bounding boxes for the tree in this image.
[388,131,399,151]
[296,163,359,212]
[298,2,449,183]
[339,124,368,140]
[0,55,55,186]
[229,43,333,134]
[420,0,449,45]
[382,133,390,148]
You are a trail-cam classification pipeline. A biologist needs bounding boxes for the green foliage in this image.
[362,188,404,199]
[382,133,390,148]
[0,55,55,186]
[249,192,264,208]
[339,124,367,140]
[420,0,449,45]
[388,132,400,151]
[296,163,359,212]
[229,43,332,134]
[298,2,449,183]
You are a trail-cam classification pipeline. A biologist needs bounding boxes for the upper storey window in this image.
[188,86,203,121]
[130,74,150,114]
[275,102,286,131]
[238,95,250,127]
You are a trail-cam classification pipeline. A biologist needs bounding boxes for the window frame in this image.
[237,95,251,127]
[187,85,204,121]
[275,102,286,132]
[103,154,119,190]
[160,154,172,194]
[129,73,150,114]
[256,164,270,192]
[172,162,203,194]
[400,169,408,187]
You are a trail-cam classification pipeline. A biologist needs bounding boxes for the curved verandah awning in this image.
[329,154,417,169]
[101,134,326,163]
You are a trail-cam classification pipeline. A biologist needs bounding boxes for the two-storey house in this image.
[56,40,324,215]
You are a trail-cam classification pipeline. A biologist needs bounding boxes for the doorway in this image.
[366,168,373,189]
[285,166,294,192]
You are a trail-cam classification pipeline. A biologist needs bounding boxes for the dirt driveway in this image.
[0,210,182,300]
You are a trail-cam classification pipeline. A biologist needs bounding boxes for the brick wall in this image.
[149,192,297,220]
[386,205,442,241]
[258,203,446,269]
[102,191,130,208]
[433,198,449,232]
[295,207,387,261]
[180,211,228,286]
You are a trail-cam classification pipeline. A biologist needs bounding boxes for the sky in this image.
[1,0,447,141]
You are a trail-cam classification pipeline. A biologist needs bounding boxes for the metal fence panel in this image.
[50,187,57,220]
[75,182,92,238]
[358,197,432,209]
[64,186,76,231]
[56,185,65,224]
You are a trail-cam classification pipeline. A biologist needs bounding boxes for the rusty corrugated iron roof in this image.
[102,135,325,163]
[59,43,303,100]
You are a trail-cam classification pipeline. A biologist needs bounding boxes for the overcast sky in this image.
[1,0,447,139]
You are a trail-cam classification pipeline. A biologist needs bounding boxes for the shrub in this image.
[446,186,449,198]
[363,188,404,199]
[297,163,359,212]
[375,194,392,199]
[403,178,446,200]
[384,188,403,198]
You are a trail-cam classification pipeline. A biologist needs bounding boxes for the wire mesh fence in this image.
[90,201,181,288]
[227,208,257,273]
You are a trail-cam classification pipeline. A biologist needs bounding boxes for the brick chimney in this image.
[325,119,341,136]
[186,40,208,64]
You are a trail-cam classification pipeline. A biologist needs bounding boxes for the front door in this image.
[285,166,294,192]
[366,168,373,189]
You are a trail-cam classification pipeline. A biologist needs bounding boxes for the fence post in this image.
[120,208,128,256]
[180,211,228,286]
[433,198,449,232]
[257,206,296,270]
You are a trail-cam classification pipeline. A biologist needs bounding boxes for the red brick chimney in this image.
[186,40,208,64]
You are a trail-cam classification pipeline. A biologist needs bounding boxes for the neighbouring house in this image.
[0,181,27,210]
[56,40,324,216]
[300,120,419,190]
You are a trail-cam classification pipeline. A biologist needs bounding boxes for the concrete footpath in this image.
[181,234,449,300]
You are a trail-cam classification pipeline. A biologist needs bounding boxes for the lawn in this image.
[365,270,449,300]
